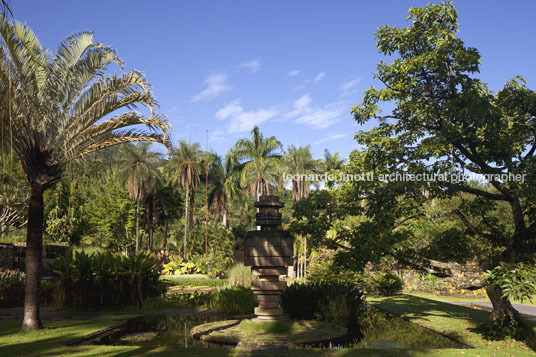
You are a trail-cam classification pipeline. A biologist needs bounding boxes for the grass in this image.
[408,291,536,306]
[367,294,536,356]
[159,275,227,288]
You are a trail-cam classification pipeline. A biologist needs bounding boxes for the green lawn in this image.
[367,294,536,356]
[408,291,536,307]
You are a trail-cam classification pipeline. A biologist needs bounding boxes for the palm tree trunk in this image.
[183,189,189,258]
[164,216,169,251]
[22,184,44,330]
[304,236,307,279]
[222,207,227,227]
[135,199,140,252]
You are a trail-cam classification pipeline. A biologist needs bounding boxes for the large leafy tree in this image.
[234,126,282,199]
[0,16,169,329]
[349,2,536,328]
[170,140,202,257]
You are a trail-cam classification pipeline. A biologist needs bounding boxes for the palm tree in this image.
[233,126,282,199]
[208,151,241,227]
[170,140,202,257]
[284,145,319,201]
[0,16,169,330]
[323,149,345,172]
[124,143,162,252]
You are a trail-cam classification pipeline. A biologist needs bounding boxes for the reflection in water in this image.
[93,308,465,350]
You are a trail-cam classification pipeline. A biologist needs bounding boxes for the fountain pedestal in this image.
[245,195,293,321]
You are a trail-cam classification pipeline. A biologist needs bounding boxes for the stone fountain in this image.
[190,195,348,349]
[244,195,293,321]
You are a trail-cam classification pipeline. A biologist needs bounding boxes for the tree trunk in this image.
[486,285,521,328]
[164,217,169,251]
[304,236,307,279]
[222,207,227,227]
[135,199,140,252]
[183,189,189,258]
[22,184,44,330]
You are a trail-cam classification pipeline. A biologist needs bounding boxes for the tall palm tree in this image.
[284,145,319,201]
[208,151,241,227]
[0,16,169,330]
[170,140,202,257]
[234,126,282,199]
[124,143,162,252]
[323,149,345,172]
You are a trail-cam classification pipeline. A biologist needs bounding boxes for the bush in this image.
[370,272,403,296]
[162,257,203,275]
[228,263,254,287]
[280,282,366,331]
[210,286,257,315]
[307,258,364,286]
[52,250,161,308]
[406,272,444,292]
[0,269,25,307]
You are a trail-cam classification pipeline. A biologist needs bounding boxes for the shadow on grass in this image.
[368,294,536,353]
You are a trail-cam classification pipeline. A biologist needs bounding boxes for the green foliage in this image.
[52,250,161,308]
[370,272,404,296]
[227,263,254,287]
[0,269,25,307]
[45,206,81,244]
[307,249,364,286]
[210,286,257,315]
[162,257,203,275]
[484,263,536,303]
[280,283,365,331]
[165,291,212,308]
[406,273,445,292]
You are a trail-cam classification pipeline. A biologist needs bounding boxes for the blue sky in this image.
[11,1,536,159]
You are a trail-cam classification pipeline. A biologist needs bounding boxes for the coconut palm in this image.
[233,126,282,199]
[208,151,242,227]
[124,143,162,252]
[169,140,202,257]
[0,16,169,329]
[284,145,319,201]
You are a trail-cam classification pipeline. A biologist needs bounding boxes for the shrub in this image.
[165,291,213,308]
[307,258,364,286]
[407,272,444,292]
[52,250,161,308]
[0,269,25,307]
[162,257,203,275]
[210,286,257,315]
[280,282,365,331]
[228,263,254,287]
[370,272,404,296]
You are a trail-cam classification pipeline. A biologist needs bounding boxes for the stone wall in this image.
[0,243,68,276]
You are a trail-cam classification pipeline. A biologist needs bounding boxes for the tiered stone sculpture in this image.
[245,195,293,321]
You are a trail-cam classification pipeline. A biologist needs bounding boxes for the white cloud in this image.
[208,128,226,143]
[340,76,361,96]
[285,93,312,118]
[215,99,243,120]
[287,70,300,77]
[191,73,230,103]
[286,94,345,129]
[314,133,346,145]
[216,99,278,134]
[239,59,261,73]
[313,72,326,83]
